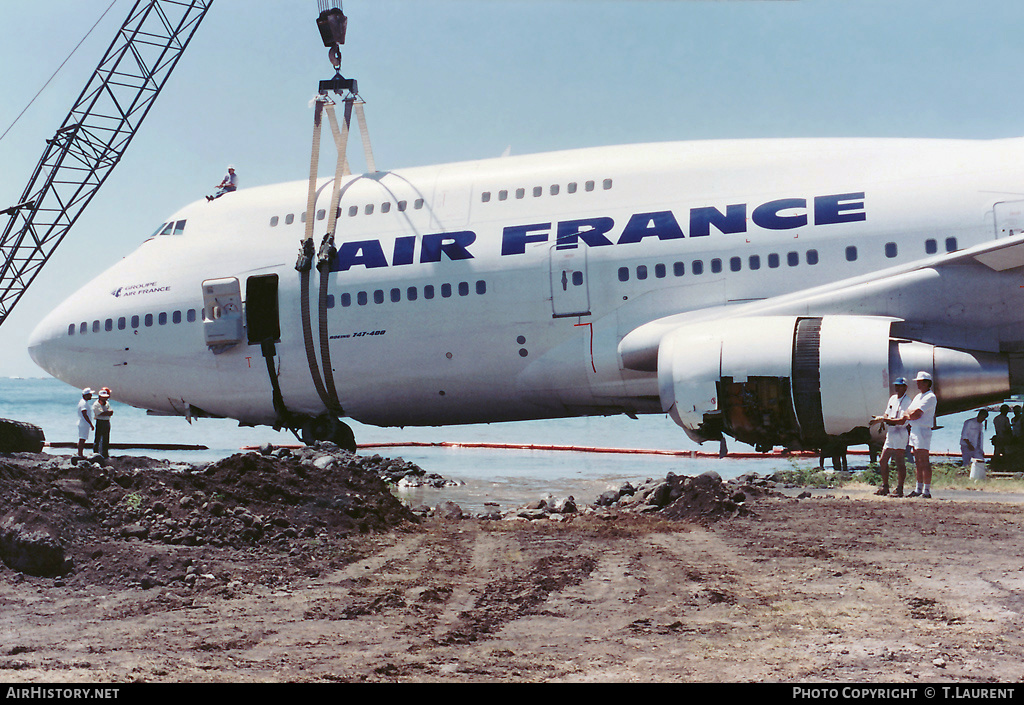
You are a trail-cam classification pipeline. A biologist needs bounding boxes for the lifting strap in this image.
[297,99,333,414]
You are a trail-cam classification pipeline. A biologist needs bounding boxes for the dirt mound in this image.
[0,445,418,590]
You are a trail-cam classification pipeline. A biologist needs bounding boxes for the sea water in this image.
[0,376,984,511]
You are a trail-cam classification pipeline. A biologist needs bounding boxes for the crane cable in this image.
[0,0,120,146]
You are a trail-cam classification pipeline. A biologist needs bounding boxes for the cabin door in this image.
[549,246,590,318]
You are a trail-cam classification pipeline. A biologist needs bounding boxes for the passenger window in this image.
[476,280,487,295]
[692,260,704,275]
[390,288,401,302]
[618,267,629,282]
[365,204,374,215]
[458,282,470,296]
[80,322,88,335]
[357,291,368,306]
[381,202,391,213]
[187,309,196,323]
[414,199,424,209]
[673,261,684,276]
[326,295,335,309]
[945,237,958,252]
[515,188,525,199]
[636,265,648,280]
[711,258,722,274]
[341,293,351,307]
[749,255,760,270]
[270,216,279,227]
[105,319,113,332]
[768,253,780,268]
[172,311,181,324]
[373,290,384,304]
[407,287,418,301]
[317,209,326,221]
[92,320,100,333]
[498,191,508,201]
[550,185,559,196]
[729,257,741,272]
[925,239,937,254]
[885,242,898,258]
[398,200,408,211]
[571,272,583,286]
[158,312,167,325]
[131,315,140,328]
[348,205,358,217]
[481,192,491,203]
[118,317,126,330]
[424,285,435,299]
[603,179,613,190]
[787,252,799,267]
[585,181,595,192]
[846,246,858,261]
[655,263,666,278]
[567,182,578,194]
[806,249,819,265]
[533,186,542,197]
[441,283,452,298]
[68,324,75,336]
[285,214,294,225]
[144,314,153,327]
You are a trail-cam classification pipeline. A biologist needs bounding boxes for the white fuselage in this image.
[27,137,1024,431]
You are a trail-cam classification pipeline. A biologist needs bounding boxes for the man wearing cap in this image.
[207,165,237,201]
[92,387,114,457]
[76,388,94,457]
[899,371,939,498]
[960,409,989,468]
[872,377,912,496]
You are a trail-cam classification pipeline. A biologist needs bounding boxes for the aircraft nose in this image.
[28,305,73,380]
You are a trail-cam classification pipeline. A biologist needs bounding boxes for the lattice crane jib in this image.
[0,0,214,328]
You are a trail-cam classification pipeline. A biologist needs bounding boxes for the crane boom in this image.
[0,0,214,329]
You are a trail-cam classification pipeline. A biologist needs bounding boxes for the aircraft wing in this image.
[618,234,1024,448]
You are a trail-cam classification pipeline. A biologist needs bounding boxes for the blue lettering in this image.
[616,211,685,244]
[556,217,615,249]
[814,192,866,225]
[689,204,747,238]
[335,240,388,271]
[420,231,476,263]
[752,198,807,230]
[392,236,416,266]
[501,223,550,256]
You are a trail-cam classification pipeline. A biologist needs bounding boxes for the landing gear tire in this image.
[300,415,357,453]
[0,418,45,453]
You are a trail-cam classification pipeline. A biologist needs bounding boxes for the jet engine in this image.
[655,316,1010,450]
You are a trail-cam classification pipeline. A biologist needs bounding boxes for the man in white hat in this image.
[871,377,912,496]
[77,388,94,457]
[899,371,938,498]
[207,165,237,201]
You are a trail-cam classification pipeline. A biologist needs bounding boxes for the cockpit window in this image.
[147,220,187,240]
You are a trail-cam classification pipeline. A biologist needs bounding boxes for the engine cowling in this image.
[656,315,1010,450]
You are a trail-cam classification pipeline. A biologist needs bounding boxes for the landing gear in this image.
[300,414,356,453]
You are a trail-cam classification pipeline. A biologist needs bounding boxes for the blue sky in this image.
[2,0,1024,378]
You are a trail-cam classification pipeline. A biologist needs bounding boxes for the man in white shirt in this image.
[960,409,989,467]
[76,387,94,457]
[871,377,912,496]
[900,371,939,498]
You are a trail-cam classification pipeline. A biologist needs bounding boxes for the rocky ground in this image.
[2,445,1023,682]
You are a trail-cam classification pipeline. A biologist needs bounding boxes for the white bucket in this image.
[970,458,987,480]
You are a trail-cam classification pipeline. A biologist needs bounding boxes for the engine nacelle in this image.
[657,315,1010,450]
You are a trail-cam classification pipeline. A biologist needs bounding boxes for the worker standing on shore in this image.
[960,409,988,467]
[900,372,938,499]
[92,387,114,457]
[76,387,94,457]
[871,377,911,496]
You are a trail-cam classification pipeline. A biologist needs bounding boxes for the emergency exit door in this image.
[550,247,590,318]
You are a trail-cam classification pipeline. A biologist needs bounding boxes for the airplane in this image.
[25,134,1024,454]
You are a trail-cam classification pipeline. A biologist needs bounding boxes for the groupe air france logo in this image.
[110,282,171,298]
